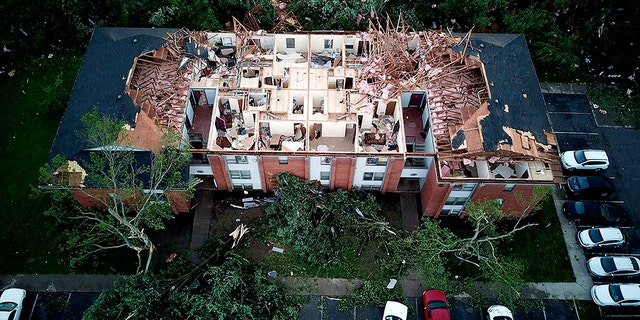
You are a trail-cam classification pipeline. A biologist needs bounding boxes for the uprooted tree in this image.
[40,111,195,273]
[264,172,552,309]
[264,172,393,270]
[371,185,553,309]
[84,227,303,320]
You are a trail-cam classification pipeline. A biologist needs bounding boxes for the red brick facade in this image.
[381,157,405,192]
[421,165,453,217]
[469,184,537,217]
[332,157,356,190]
[208,154,231,191]
[260,156,307,190]
[70,188,190,214]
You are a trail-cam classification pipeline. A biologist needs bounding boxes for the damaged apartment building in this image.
[48,18,562,218]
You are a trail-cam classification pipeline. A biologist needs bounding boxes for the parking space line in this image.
[554,131,599,135]
[573,300,581,320]
[543,305,547,320]
[28,293,39,320]
[548,111,593,115]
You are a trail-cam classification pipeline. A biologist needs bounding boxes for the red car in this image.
[422,289,451,320]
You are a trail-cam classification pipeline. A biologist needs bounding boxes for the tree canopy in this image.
[40,111,195,273]
[84,238,303,320]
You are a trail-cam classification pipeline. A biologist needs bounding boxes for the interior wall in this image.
[270,121,294,136]
[275,34,308,52]
[322,122,346,137]
[310,35,344,52]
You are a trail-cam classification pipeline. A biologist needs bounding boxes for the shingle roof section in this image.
[48,27,175,162]
[452,34,551,152]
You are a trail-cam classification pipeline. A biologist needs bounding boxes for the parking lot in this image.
[18,292,98,320]
[299,296,580,320]
[547,93,640,317]
[547,93,640,248]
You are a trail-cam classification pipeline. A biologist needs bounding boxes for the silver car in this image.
[591,284,640,306]
[0,288,26,320]
[560,149,609,171]
[577,227,624,249]
[588,256,640,277]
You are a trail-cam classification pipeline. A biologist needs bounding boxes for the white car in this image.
[577,227,624,249]
[383,301,408,320]
[560,149,609,171]
[588,256,640,277]
[591,284,640,306]
[487,305,513,320]
[0,288,26,320]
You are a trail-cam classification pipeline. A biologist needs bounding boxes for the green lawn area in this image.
[0,56,81,274]
[247,193,575,284]
[504,197,575,282]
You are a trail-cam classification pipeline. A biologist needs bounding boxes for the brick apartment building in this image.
[48,21,561,218]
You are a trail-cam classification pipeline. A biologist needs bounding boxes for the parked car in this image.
[578,227,624,249]
[565,176,615,197]
[383,301,408,320]
[560,149,609,171]
[588,256,640,277]
[422,289,450,320]
[487,305,513,320]
[591,284,640,306]
[562,201,619,224]
[0,288,26,320]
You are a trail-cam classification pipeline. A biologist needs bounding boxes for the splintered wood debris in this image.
[356,16,489,154]
[126,29,196,133]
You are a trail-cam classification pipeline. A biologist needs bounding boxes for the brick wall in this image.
[208,154,231,191]
[420,165,452,217]
[260,156,307,190]
[469,184,539,216]
[381,157,405,192]
[333,157,356,190]
[165,190,191,213]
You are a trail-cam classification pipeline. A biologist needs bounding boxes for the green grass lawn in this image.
[0,55,81,274]
[504,197,575,282]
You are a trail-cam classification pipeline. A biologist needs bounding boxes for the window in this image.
[229,170,251,179]
[286,38,295,49]
[324,39,333,49]
[361,185,381,191]
[278,157,288,165]
[440,207,463,215]
[320,172,330,180]
[366,157,388,166]
[226,155,248,164]
[503,184,516,192]
[445,197,467,206]
[452,183,476,191]
[496,198,505,206]
[321,157,332,165]
[363,172,385,181]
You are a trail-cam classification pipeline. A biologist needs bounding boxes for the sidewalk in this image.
[0,274,117,293]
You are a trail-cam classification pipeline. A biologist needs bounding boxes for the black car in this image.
[563,201,619,224]
[565,176,615,197]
